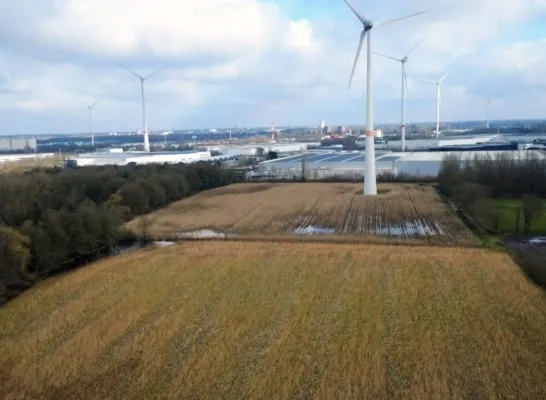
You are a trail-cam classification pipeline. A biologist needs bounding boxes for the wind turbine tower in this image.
[119,64,165,153]
[344,0,427,195]
[418,70,451,140]
[88,100,99,149]
[374,39,424,152]
[486,98,491,129]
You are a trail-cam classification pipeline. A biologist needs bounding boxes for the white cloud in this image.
[0,0,545,133]
[0,0,320,61]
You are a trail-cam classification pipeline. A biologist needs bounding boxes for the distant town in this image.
[2,119,546,155]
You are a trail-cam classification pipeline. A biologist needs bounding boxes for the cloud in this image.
[0,0,545,134]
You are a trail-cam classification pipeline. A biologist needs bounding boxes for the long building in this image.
[70,150,212,167]
[259,150,546,179]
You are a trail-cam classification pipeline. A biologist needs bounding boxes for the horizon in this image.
[3,118,546,137]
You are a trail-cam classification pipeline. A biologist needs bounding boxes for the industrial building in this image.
[69,150,212,167]
[259,150,546,179]
[0,137,37,151]
[64,142,315,167]
[206,143,312,158]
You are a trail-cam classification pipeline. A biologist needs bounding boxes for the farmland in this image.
[2,241,546,399]
[506,237,546,288]
[128,183,477,246]
[490,198,546,234]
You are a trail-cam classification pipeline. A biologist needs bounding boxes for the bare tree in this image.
[138,216,156,241]
[301,151,308,181]
[522,195,543,234]
[515,207,522,234]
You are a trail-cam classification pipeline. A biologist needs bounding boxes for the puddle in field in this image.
[376,222,438,237]
[294,225,336,236]
[154,241,176,247]
[178,229,238,239]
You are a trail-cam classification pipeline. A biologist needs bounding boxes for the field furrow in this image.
[127,183,478,246]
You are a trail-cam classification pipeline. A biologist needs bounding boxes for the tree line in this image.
[438,152,546,233]
[0,163,236,303]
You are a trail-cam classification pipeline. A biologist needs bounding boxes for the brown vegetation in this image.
[2,241,546,399]
[127,183,477,246]
[0,155,58,173]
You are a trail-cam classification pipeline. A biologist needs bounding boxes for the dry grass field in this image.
[2,241,546,400]
[128,183,477,246]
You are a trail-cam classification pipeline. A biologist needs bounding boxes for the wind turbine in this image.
[418,70,451,140]
[345,0,427,195]
[119,64,165,153]
[374,39,423,152]
[486,98,491,129]
[88,100,99,150]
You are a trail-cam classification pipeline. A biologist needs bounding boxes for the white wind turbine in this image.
[373,39,423,152]
[88,100,99,149]
[486,98,491,129]
[119,64,166,153]
[344,0,427,195]
[418,70,451,140]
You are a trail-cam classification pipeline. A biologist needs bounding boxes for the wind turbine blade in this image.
[348,29,367,89]
[404,69,408,90]
[417,77,436,84]
[343,0,369,24]
[439,70,451,83]
[145,67,166,80]
[90,99,99,109]
[405,38,424,58]
[373,52,401,62]
[119,63,143,80]
[376,11,428,28]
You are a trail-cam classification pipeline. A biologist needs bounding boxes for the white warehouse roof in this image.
[259,150,546,179]
[397,150,546,162]
[73,150,212,166]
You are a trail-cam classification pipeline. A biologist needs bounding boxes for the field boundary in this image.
[148,235,483,249]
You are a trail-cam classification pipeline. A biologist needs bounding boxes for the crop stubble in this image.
[1,242,546,399]
[129,183,476,245]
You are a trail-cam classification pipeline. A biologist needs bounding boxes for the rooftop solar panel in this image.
[320,154,360,162]
[307,154,342,162]
[344,156,365,162]
[377,156,402,162]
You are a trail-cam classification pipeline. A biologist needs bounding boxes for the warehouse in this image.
[377,134,501,150]
[71,150,212,167]
[259,150,546,179]
[207,143,314,157]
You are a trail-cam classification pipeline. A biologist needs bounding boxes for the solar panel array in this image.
[267,151,394,165]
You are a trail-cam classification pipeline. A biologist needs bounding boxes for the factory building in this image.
[0,137,37,151]
[378,134,501,151]
[70,150,212,167]
[259,150,546,179]
[206,143,313,158]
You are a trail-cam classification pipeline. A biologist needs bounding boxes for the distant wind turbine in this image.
[486,98,491,129]
[374,38,424,152]
[119,64,166,153]
[344,0,427,195]
[88,100,99,149]
[418,70,451,140]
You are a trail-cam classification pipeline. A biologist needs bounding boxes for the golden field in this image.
[2,241,546,399]
[127,183,477,246]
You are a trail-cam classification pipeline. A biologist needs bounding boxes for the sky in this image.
[0,0,546,134]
